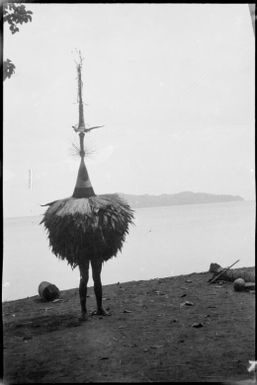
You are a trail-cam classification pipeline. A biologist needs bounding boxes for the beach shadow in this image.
[4,313,82,339]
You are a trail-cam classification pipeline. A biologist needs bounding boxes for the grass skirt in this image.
[41,194,134,268]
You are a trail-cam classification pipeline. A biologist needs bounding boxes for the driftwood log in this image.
[209,263,255,283]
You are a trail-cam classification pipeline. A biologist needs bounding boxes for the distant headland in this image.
[119,191,244,209]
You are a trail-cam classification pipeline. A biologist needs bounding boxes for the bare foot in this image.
[79,312,89,322]
[91,308,111,316]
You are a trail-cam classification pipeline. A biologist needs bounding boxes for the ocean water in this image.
[2,200,255,302]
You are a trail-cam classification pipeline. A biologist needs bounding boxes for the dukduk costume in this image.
[41,57,134,269]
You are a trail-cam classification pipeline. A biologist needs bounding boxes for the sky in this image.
[3,3,255,217]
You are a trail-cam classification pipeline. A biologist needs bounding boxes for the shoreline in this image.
[2,266,255,304]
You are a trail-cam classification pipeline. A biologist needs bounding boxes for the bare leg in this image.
[91,258,110,316]
[78,259,90,321]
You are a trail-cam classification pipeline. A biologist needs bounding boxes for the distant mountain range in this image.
[119,191,244,209]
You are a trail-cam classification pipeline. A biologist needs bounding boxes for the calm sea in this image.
[3,200,255,302]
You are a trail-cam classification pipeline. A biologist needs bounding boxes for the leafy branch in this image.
[3,3,33,80]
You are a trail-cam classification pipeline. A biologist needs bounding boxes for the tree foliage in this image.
[3,3,33,33]
[3,59,16,80]
[3,3,33,81]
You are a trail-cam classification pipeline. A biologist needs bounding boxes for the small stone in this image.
[192,322,204,328]
[180,301,194,307]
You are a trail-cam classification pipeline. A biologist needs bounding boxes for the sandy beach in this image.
[3,270,255,383]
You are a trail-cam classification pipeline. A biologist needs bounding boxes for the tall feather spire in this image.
[72,53,96,198]
[77,58,86,131]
